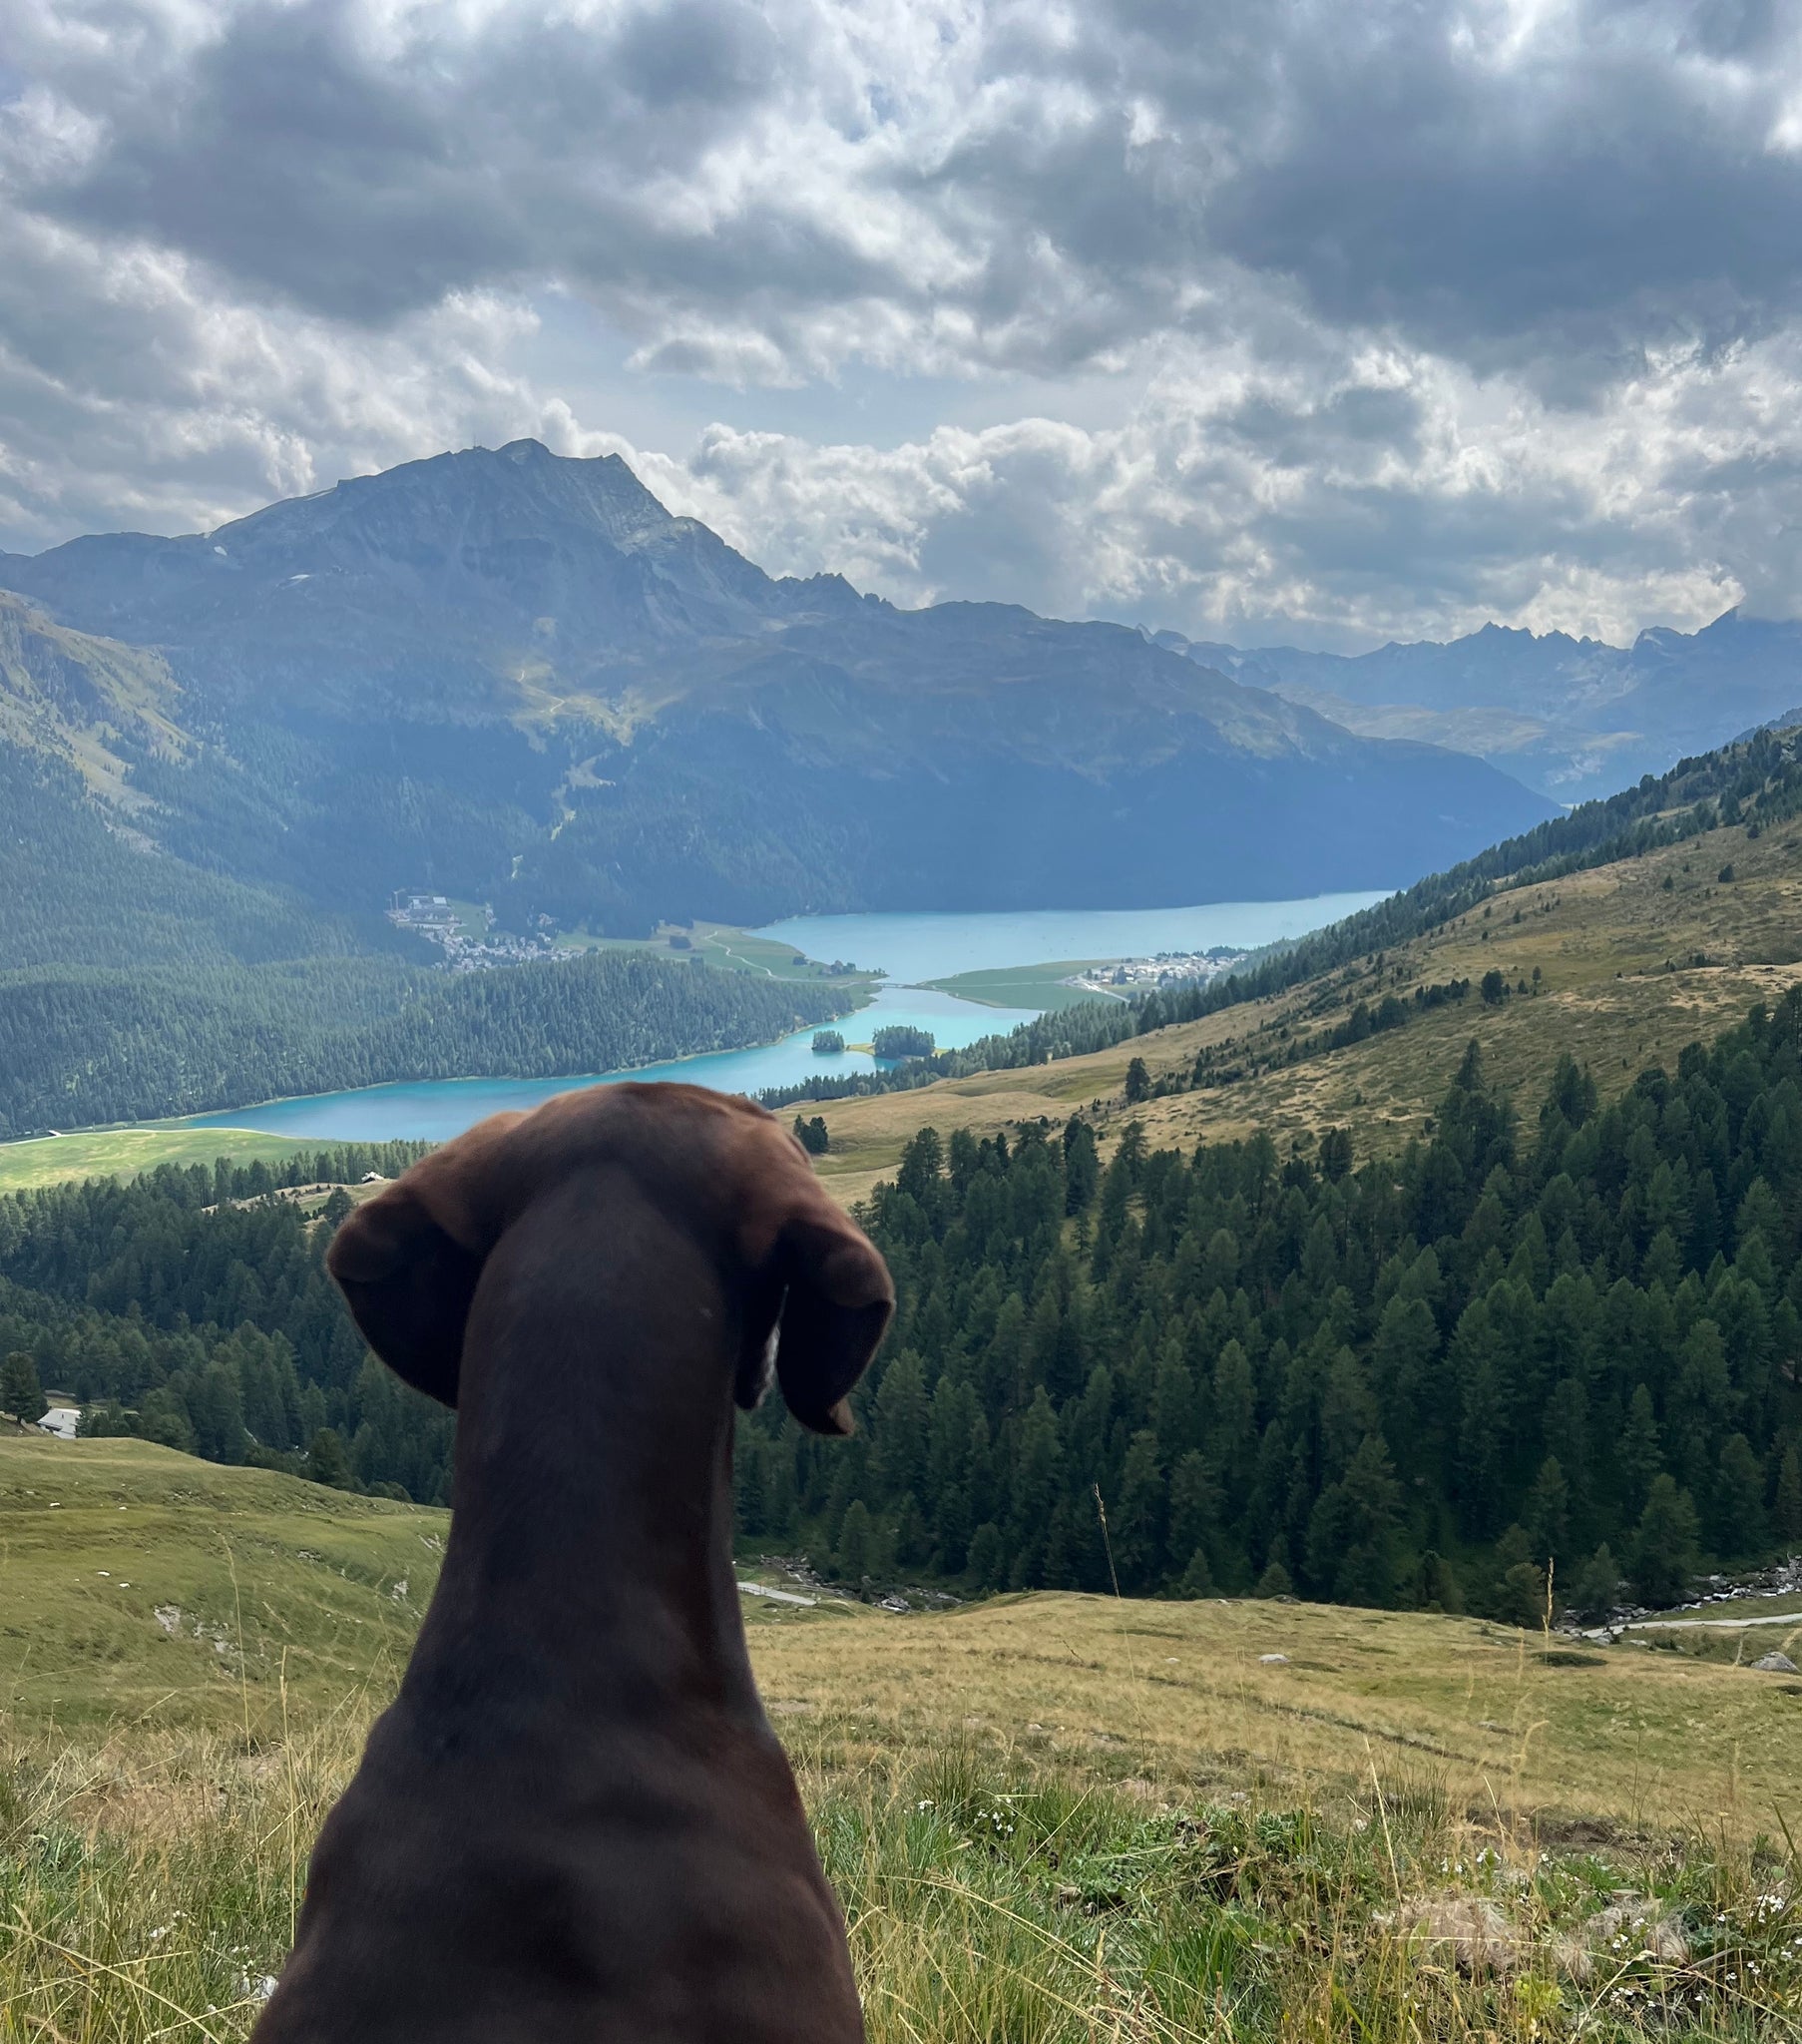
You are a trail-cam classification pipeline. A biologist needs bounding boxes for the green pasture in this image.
[922,960,1121,1011]
[0,1128,319,1195]
[9,1438,1802,2040]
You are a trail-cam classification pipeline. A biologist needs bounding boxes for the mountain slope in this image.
[0,593,190,805]
[0,441,1554,932]
[796,721,1802,1201]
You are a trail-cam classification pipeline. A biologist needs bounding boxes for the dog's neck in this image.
[409,1170,761,1724]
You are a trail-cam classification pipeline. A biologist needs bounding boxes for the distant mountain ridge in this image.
[1154,612,1802,799]
[0,439,1554,940]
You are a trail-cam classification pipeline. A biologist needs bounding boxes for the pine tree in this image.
[1254,1556,1295,1599]
[1413,1550,1463,1613]
[1112,1430,1166,1589]
[1571,1544,1621,1617]
[1167,1450,1219,1581]
[1711,1433,1766,1558]
[1618,1383,1663,1518]
[1454,1343,1506,1536]
[0,1351,46,1424]
[1150,1340,1200,1458]
[1062,1118,1100,1214]
[924,1378,982,1571]
[1373,1293,1442,1463]
[871,1350,930,1501]
[1208,1339,1257,1517]
[1775,1445,1802,1545]
[1176,1546,1215,1596]
[304,1426,353,1490]
[1497,1560,1550,1630]
[1010,1386,1062,1528]
[1523,1456,1572,1569]
[1305,1434,1403,1607]
[965,1522,1004,1584]
[835,1499,874,1580]
[1632,1474,1699,1608]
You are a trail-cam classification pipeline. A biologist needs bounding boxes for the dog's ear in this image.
[760,1162,894,1437]
[325,1113,526,1408]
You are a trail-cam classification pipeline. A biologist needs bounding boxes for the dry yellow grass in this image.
[13,1449,1802,2038]
[749,1591,1802,1838]
[811,817,1802,1198]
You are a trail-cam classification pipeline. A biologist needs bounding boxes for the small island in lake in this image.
[812,1029,846,1055]
[872,1024,936,1061]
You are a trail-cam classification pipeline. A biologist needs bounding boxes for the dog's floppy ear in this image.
[325,1113,526,1408]
[762,1162,894,1437]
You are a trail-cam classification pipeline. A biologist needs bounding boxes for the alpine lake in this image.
[182,893,1387,1144]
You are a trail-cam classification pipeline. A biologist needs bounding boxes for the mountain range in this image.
[0,439,1552,950]
[1155,612,1802,800]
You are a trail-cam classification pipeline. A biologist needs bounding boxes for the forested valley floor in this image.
[8,984,1802,1630]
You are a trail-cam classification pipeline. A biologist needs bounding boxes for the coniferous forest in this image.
[739,987,1802,1619]
[6,988,1802,1620]
[0,1146,445,1497]
[0,745,853,1133]
[0,950,853,1135]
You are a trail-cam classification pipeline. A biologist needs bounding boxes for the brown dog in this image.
[250,1082,892,2044]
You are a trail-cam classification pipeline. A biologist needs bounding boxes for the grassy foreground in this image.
[8,1440,1802,2039]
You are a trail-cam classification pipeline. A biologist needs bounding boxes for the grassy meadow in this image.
[8,1437,1802,2039]
[923,961,1120,1012]
[0,1129,328,1198]
[555,917,882,990]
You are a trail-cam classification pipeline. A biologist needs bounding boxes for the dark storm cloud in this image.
[16,0,1799,377]
[30,0,806,324]
[1189,0,1802,373]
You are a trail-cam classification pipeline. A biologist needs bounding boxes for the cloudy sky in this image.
[4,0,1801,649]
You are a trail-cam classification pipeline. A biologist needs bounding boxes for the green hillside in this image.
[0,1125,329,1195]
[0,1435,443,1730]
[6,1438,1802,2042]
[804,722,1802,1194]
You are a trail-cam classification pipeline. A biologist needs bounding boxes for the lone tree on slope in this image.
[1,1351,47,1425]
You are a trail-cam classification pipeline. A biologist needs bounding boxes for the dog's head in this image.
[324,1084,893,1435]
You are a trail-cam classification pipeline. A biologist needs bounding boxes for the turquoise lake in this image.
[184,892,1384,1142]
[186,985,1040,1143]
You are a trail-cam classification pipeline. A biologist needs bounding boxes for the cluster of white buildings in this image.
[385,893,559,971]
[1068,948,1249,994]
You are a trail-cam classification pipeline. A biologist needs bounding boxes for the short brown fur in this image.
[250,1082,893,2044]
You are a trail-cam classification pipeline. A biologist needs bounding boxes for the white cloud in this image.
[3,0,1802,647]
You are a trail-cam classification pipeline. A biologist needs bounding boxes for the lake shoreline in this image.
[7,892,1387,1157]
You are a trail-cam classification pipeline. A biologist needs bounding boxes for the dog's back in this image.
[260,1695,860,2042]
[251,1086,889,2042]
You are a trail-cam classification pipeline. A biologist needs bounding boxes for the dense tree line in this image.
[0,1144,449,1499]
[0,951,852,1134]
[739,988,1802,1619]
